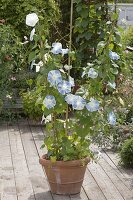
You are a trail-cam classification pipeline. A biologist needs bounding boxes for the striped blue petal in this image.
[43,95,56,109]
[47,70,62,86]
[57,80,71,95]
[86,98,99,112]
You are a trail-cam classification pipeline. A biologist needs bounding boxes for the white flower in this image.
[69,76,75,87]
[41,114,52,124]
[64,64,72,71]
[6,95,12,99]
[30,28,35,41]
[26,13,39,27]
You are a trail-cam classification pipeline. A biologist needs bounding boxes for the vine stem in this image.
[65,0,74,136]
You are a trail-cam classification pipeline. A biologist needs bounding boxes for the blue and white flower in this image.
[57,80,71,95]
[30,28,35,41]
[72,95,86,110]
[109,51,120,60]
[108,81,116,89]
[26,13,39,27]
[43,95,56,109]
[108,111,116,125]
[51,42,62,54]
[65,94,77,105]
[62,48,69,55]
[88,68,98,79]
[86,98,99,112]
[47,70,62,86]
[51,42,69,55]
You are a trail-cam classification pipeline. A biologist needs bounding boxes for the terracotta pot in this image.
[39,155,90,195]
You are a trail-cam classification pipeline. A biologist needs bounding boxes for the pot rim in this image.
[39,154,90,167]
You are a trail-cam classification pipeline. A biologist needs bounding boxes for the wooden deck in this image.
[0,119,133,200]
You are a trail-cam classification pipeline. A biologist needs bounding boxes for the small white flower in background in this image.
[43,53,51,63]
[69,76,75,87]
[31,60,36,70]
[24,36,28,41]
[6,95,12,99]
[108,82,116,89]
[10,76,16,81]
[30,28,35,41]
[30,60,43,72]
[88,68,98,79]
[90,145,102,161]
[108,111,116,125]
[81,71,86,78]
[26,13,39,27]
[41,114,52,124]
[64,64,72,71]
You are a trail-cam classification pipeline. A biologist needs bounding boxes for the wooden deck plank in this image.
[7,123,35,200]
[18,120,53,200]
[88,161,125,200]
[0,123,17,200]
[99,156,133,200]
[83,166,107,200]
[104,151,133,191]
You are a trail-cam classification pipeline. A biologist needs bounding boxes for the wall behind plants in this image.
[0,0,60,39]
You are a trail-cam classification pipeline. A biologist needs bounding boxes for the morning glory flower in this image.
[88,68,98,79]
[57,80,71,95]
[65,94,77,105]
[47,70,62,86]
[62,48,69,55]
[26,13,39,27]
[108,82,116,89]
[86,98,99,112]
[51,42,62,54]
[43,95,56,109]
[30,28,35,41]
[51,42,69,55]
[109,51,120,60]
[72,95,86,110]
[108,111,116,125]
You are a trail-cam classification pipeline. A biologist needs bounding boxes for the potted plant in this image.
[24,1,124,194]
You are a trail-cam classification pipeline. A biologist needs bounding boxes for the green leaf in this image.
[110,68,118,75]
[28,51,36,63]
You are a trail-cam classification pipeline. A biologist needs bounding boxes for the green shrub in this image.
[120,137,133,168]
[21,89,43,120]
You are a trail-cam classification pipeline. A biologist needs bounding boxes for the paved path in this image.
[0,120,132,200]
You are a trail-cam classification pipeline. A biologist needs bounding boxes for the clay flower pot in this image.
[39,155,90,194]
